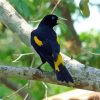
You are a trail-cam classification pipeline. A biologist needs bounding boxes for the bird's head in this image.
[40,14,58,28]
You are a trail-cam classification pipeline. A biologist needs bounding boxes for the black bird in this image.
[31,14,73,83]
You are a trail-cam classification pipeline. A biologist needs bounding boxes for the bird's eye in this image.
[51,16,55,20]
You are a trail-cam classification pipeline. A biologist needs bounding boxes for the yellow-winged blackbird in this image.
[31,14,73,83]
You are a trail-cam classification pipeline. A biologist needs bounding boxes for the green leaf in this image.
[79,0,90,17]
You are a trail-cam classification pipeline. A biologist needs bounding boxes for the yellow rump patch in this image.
[54,54,64,71]
[33,36,43,46]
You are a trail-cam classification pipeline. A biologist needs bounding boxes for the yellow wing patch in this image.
[33,36,43,46]
[54,54,64,71]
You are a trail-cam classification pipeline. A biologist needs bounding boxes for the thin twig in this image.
[12,52,34,62]
[30,19,42,23]
[58,16,67,21]
[51,0,68,22]
[30,56,35,68]
[29,0,66,24]
[42,81,48,100]
[3,83,28,100]
[87,51,100,56]
[23,93,29,100]
[0,77,33,99]
[51,0,61,14]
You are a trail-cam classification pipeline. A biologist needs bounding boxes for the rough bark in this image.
[0,62,100,92]
[0,0,33,46]
[0,0,100,92]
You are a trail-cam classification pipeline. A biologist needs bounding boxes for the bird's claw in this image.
[36,64,43,72]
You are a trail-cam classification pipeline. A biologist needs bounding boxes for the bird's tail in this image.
[55,64,73,83]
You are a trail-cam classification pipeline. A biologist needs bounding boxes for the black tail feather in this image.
[55,64,73,83]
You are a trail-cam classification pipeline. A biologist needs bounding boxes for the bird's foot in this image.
[36,63,44,72]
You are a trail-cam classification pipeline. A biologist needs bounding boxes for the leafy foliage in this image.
[0,0,100,99]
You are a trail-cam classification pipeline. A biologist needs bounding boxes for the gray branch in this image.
[0,0,33,46]
[0,0,100,92]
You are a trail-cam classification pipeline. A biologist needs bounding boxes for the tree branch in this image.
[0,0,100,92]
[0,0,33,46]
[0,57,100,92]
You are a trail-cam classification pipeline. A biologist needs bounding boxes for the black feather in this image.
[31,14,73,83]
[56,64,73,83]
